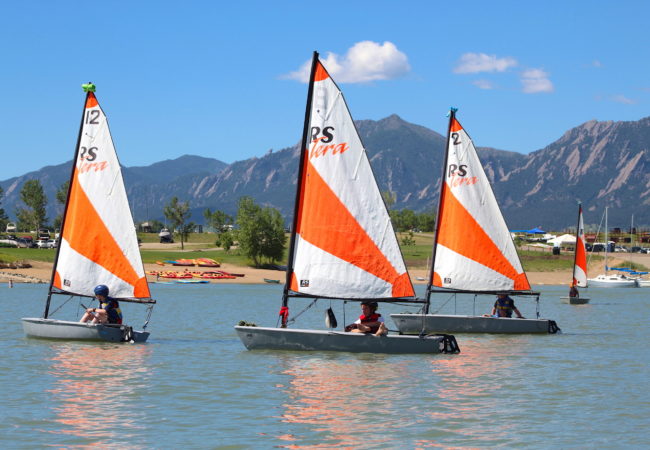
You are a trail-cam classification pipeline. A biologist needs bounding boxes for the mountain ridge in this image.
[2,114,649,230]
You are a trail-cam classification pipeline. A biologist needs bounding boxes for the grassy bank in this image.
[4,232,644,273]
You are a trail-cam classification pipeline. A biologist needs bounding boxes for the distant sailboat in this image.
[587,207,637,288]
[392,108,559,334]
[235,52,459,354]
[22,84,156,342]
[561,204,590,304]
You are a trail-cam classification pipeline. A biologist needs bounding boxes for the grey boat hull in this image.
[391,314,560,334]
[234,326,459,354]
[560,296,590,305]
[22,318,150,343]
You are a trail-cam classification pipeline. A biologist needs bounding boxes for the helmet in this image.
[94,284,109,297]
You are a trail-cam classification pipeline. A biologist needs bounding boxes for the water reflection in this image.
[46,343,151,446]
[275,355,414,448]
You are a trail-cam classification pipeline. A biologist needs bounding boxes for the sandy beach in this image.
[1,252,645,287]
[0,260,585,286]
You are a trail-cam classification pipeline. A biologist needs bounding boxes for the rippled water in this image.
[1,283,648,448]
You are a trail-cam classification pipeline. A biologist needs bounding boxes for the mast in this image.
[43,83,94,318]
[424,107,456,313]
[281,52,319,325]
[604,206,608,273]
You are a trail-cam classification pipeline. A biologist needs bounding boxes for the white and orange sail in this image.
[572,204,588,287]
[285,53,414,300]
[428,109,530,293]
[52,87,150,300]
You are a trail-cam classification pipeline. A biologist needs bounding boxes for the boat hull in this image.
[390,314,559,334]
[21,318,150,343]
[234,326,459,354]
[637,279,650,288]
[587,275,637,288]
[560,296,590,305]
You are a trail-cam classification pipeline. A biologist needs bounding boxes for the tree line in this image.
[0,180,435,267]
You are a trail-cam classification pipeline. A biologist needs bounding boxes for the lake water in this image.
[1,283,648,448]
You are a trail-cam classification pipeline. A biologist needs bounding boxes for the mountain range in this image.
[2,114,649,230]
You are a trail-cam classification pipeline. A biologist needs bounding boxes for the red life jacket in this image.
[359,313,382,333]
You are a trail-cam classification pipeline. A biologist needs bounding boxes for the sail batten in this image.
[288,57,415,300]
[52,91,150,300]
[429,110,530,294]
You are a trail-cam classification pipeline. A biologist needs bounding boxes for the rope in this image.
[142,305,154,330]
[48,295,75,317]
[283,298,319,326]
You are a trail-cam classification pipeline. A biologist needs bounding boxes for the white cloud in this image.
[520,68,554,93]
[453,53,517,74]
[282,41,410,84]
[611,94,636,104]
[592,60,603,68]
[472,79,495,90]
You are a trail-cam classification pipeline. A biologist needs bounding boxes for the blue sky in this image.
[1,1,648,181]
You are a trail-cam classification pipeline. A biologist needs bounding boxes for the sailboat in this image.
[560,204,590,304]
[235,53,460,354]
[587,207,637,288]
[22,83,156,342]
[391,109,560,334]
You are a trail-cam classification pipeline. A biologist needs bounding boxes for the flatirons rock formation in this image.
[1,115,649,230]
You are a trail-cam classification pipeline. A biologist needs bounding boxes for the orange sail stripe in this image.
[62,171,150,297]
[575,236,587,272]
[436,182,530,290]
[314,62,330,82]
[450,118,463,132]
[53,271,62,290]
[85,92,98,108]
[295,158,414,297]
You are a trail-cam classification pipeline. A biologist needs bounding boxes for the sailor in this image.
[490,293,525,319]
[79,284,123,324]
[345,301,388,335]
[569,284,579,298]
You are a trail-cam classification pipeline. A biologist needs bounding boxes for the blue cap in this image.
[94,284,109,296]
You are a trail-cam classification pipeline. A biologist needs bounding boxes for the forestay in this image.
[288,60,414,300]
[53,92,150,299]
[430,111,530,292]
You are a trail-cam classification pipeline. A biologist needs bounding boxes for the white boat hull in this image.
[390,314,560,334]
[560,296,590,305]
[22,318,150,343]
[587,275,637,288]
[234,326,459,354]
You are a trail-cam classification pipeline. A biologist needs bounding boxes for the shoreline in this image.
[0,260,580,286]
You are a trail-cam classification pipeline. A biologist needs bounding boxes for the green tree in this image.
[0,186,9,232]
[203,208,233,233]
[236,196,286,267]
[15,179,48,232]
[163,197,191,250]
[53,180,70,231]
[178,221,196,246]
[216,230,235,252]
[417,210,436,232]
[401,231,416,246]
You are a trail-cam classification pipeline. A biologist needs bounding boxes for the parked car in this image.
[36,239,57,249]
[630,246,642,253]
[16,237,36,248]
